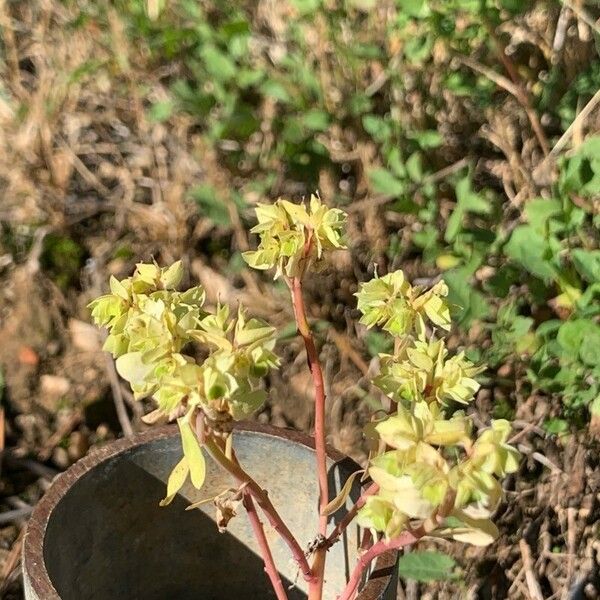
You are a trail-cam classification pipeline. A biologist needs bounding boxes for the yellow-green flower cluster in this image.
[357,416,519,546]
[355,270,451,337]
[356,269,520,547]
[374,338,485,406]
[243,195,347,278]
[89,262,279,421]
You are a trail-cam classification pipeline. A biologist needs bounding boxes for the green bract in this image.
[374,337,485,406]
[89,262,280,502]
[90,264,278,420]
[243,194,347,278]
[355,270,451,336]
[357,269,520,547]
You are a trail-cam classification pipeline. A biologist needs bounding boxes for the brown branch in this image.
[457,55,549,157]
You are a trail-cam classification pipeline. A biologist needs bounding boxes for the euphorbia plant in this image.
[90,195,519,600]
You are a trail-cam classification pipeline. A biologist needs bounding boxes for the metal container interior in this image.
[23,424,396,600]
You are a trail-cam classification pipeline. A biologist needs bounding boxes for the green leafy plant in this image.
[90,196,520,599]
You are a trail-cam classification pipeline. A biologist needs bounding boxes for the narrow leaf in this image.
[159,457,189,507]
[178,418,206,490]
[321,470,364,516]
[186,496,216,511]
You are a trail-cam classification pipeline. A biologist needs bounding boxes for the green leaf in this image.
[543,418,569,436]
[159,457,189,507]
[407,130,443,149]
[369,168,405,197]
[445,175,490,242]
[444,270,491,327]
[260,80,290,103]
[455,176,490,215]
[190,184,231,226]
[396,0,429,17]
[200,45,237,82]
[302,109,329,131]
[404,34,433,64]
[178,418,206,490]
[406,152,423,183]
[445,206,464,243]
[148,100,174,123]
[362,115,391,142]
[500,0,528,13]
[504,226,556,282]
[580,327,600,366]
[572,249,600,283]
[398,550,458,582]
[525,198,562,231]
[557,320,589,355]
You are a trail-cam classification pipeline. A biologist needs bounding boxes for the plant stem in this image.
[289,275,329,600]
[325,482,379,548]
[242,492,289,600]
[226,443,289,600]
[202,436,315,583]
[336,489,457,600]
[336,531,422,600]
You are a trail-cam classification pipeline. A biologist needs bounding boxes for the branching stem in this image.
[336,530,422,600]
[202,434,315,583]
[325,482,379,548]
[336,490,457,600]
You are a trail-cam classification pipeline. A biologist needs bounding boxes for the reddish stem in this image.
[336,531,421,600]
[336,489,457,600]
[202,435,315,583]
[242,492,289,600]
[290,275,329,599]
[325,482,379,548]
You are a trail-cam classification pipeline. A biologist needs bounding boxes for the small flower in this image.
[361,443,449,537]
[374,337,484,406]
[375,401,472,450]
[90,263,279,421]
[243,195,347,279]
[471,420,520,477]
[355,270,451,337]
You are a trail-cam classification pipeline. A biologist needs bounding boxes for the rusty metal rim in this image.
[22,422,396,600]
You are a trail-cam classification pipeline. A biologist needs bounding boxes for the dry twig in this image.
[520,539,544,600]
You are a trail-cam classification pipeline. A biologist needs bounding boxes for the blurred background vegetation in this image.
[0,0,599,597]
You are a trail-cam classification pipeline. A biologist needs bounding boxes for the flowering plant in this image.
[90,194,519,600]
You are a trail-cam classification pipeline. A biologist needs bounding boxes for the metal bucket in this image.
[23,423,396,600]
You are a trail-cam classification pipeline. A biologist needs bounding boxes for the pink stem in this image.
[201,435,315,583]
[336,531,421,600]
[337,489,458,600]
[242,492,289,600]
[290,275,329,599]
